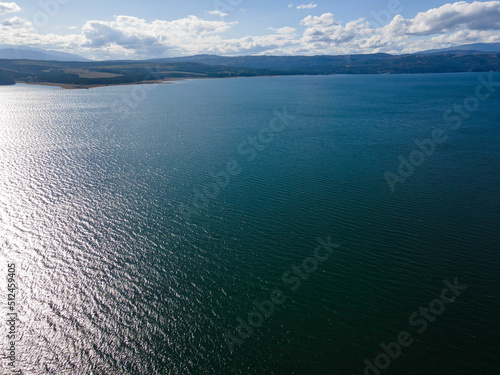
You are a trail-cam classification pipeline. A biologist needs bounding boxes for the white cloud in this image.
[297,3,500,54]
[0,2,20,15]
[299,13,372,49]
[268,26,296,34]
[2,2,500,59]
[206,10,228,17]
[389,1,500,35]
[297,3,318,9]
[80,15,236,56]
[401,29,500,53]
[1,16,30,27]
[288,4,294,8]
[0,23,84,52]
[301,17,371,47]
[301,13,335,27]
[277,26,296,34]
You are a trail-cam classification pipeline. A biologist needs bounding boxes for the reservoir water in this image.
[0,74,499,374]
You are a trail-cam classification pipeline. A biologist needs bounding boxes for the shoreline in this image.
[13,75,290,90]
[8,71,495,90]
[16,78,186,90]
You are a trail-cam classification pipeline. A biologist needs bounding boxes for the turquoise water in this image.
[0,74,499,374]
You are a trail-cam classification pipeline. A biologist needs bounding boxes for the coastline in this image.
[13,75,287,90]
[16,78,185,90]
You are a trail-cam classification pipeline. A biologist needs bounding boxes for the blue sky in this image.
[1,0,500,59]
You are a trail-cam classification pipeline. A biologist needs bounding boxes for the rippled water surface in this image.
[0,75,499,374]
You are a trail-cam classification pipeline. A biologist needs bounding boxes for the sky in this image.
[0,0,500,59]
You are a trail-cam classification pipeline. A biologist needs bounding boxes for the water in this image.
[0,74,499,374]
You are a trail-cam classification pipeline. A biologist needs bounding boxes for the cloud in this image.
[301,13,335,27]
[2,2,500,59]
[297,2,500,54]
[401,29,500,53]
[277,26,297,34]
[297,3,318,9]
[1,16,30,27]
[389,1,500,36]
[300,13,372,47]
[288,4,294,8]
[206,10,228,17]
[0,22,84,53]
[80,15,236,56]
[301,17,371,47]
[0,2,20,15]
[210,32,298,55]
[82,21,151,49]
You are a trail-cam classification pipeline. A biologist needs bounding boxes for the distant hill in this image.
[1,43,500,63]
[147,43,500,70]
[0,47,90,62]
[417,43,500,55]
[147,52,500,74]
[148,53,393,72]
[0,59,288,87]
[1,51,499,87]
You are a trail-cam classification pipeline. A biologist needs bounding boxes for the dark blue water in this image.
[0,74,499,374]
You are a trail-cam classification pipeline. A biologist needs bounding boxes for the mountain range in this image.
[0,47,89,62]
[0,43,499,87]
[1,43,500,63]
[418,42,500,55]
